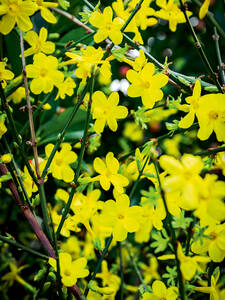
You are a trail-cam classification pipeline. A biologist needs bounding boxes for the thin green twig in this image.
[213,27,225,86]
[0,234,48,260]
[179,0,224,94]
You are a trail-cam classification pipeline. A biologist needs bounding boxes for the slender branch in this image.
[56,76,94,238]
[0,234,48,260]
[179,0,224,94]
[121,0,144,32]
[185,216,196,255]
[125,243,147,289]
[153,160,185,300]
[192,0,225,40]
[119,244,124,300]
[19,30,41,179]
[51,6,94,33]
[194,145,225,157]
[213,27,225,86]
[84,235,113,297]
[41,82,89,179]
[0,162,56,259]
[0,83,38,184]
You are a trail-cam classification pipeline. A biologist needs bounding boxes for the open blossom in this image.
[26,53,64,94]
[179,79,202,128]
[49,253,89,287]
[0,0,37,35]
[92,152,129,193]
[45,143,77,183]
[92,91,128,133]
[142,280,178,300]
[89,6,124,45]
[127,62,168,108]
[24,27,55,57]
[100,193,142,241]
[155,0,192,32]
[35,0,58,24]
[196,93,225,142]
[55,77,76,100]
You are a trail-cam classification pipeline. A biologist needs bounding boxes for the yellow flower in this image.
[45,143,77,183]
[0,0,37,35]
[140,257,160,284]
[127,62,168,108]
[214,152,225,176]
[0,118,7,138]
[26,53,64,94]
[195,270,222,300]
[24,27,55,57]
[123,121,143,142]
[159,154,204,210]
[63,46,110,82]
[155,0,192,32]
[196,93,225,142]
[92,152,129,193]
[142,280,178,300]
[179,79,201,129]
[61,236,81,260]
[2,261,35,292]
[7,86,25,104]
[92,91,128,133]
[49,253,89,287]
[100,193,142,241]
[96,260,121,292]
[191,223,225,262]
[163,135,181,158]
[0,61,14,88]
[89,6,124,45]
[55,77,76,100]
[35,0,58,24]
[1,153,12,163]
[199,0,210,19]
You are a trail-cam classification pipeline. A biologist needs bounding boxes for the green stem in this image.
[41,83,89,179]
[84,235,113,297]
[56,75,94,238]
[129,155,149,200]
[38,184,53,243]
[153,160,185,300]
[121,0,144,32]
[213,27,225,86]
[0,83,38,185]
[185,216,196,255]
[0,234,48,260]
[179,0,223,94]
[119,244,124,300]
[192,0,225,40]
[194,145,225,156]
[125,243,147,289]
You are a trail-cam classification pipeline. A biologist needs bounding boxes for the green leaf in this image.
[150,229,169,253]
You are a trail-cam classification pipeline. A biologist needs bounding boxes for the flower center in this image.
[8,3,19,16]
[106,23,112,31]
[209,110,218,120]
[143,81,150,89]
[36,0,43,6]
[118,213,125,219]
[64,269,71,276]
[40,68,48,77]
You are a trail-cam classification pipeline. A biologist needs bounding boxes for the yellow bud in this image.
[1,154,12,163]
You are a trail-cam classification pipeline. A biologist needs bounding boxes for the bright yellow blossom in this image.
[179,79,202,128]
[89,6,124,45]
[0,61,14,88]
[1,153,12,163]
[155,0,192,32]
[92,152,129,193]
[214,152,225,176]
[49,253,89,287]
[0,118,7,138]
[26,53,64,94]
[35,0,58,24]
[55,77,76,100]
[191,223,225,262]
[123,122,143,142]
[24,27,55,57]
[196,93,225,142]
[100,193,142,241]
[142,280,178,300]
[0,0,36,35]
[199,0,210,19]
[140,257,160,284]
[160,154,204,210]
[64,46,111,82]
[92,91,128,133]
[7,86,25,104]
[127,62,168,108]
[61,236,81,260]
[45,143,77,183]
